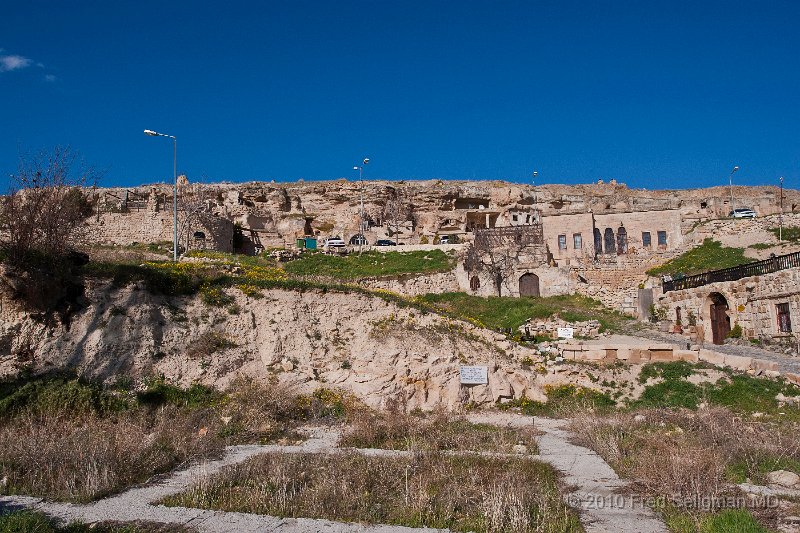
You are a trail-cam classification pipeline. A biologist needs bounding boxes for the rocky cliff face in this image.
[90,180,798,249]
[0,278,561,410]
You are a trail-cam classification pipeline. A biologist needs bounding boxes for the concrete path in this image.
[1,418,667,533]
[467,412,668,533]
[0,427,443,533]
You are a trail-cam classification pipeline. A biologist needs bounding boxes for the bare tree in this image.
[176,182,217,252]
[0,146,97,266]
[381,186,415,240]
[464,226,543,296]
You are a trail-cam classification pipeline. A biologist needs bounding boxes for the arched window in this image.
[193,231,206,240]
[604,228,616,255]
[470,275,480,291]
[594,228,602,254]
[616,226,628,254]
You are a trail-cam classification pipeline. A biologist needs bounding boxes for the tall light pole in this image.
[728,165,740,214]
[780,176,785,241]
[353,158,369,253]
[144,129,178,261]
[531,170,538,222]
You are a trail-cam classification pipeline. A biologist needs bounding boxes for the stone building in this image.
[658,253,800,345]
[541,208,683,265]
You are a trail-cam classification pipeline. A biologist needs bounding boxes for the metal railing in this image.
[473,225,544,250]
[662,250,800,292]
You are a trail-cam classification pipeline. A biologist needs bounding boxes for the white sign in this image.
[557,327,574,339]
[460,366,488,385]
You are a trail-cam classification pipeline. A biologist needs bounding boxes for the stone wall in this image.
[89,210,234,253]
[361,270,461,296]
[562,340,800,385]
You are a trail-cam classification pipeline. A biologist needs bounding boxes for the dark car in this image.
[375,239,396,246]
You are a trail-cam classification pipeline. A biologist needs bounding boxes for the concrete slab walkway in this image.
[0,427,440,533]
[467,412,668,533]
[1,418,667,533]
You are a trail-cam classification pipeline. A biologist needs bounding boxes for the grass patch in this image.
[283,250,454,280]
[646,238,751,277]
[632,362,800,415]
[663,507,770,533]
[417,292,630,332]
[162,451,581,532]
[0,510,194,532]
[502,384,615,417]
[340,408,539,453]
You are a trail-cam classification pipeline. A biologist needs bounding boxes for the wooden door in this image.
[519,273,540,297]
[710,301,730,344]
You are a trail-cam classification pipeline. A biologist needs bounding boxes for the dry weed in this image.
[341,405,539,453]
[164,451,580,532]
[0,406,221,502]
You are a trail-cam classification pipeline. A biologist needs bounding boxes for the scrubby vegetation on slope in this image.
[646,238,750,277]
[283,249,454,279]
[571,361,800,532]
[0,374,351,503]
[768,226,800,243]
[417,292,632,332]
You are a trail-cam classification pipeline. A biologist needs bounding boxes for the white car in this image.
[729,208,756,219]
[324,237,346,248]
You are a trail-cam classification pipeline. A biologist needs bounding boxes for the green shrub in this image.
[136,378,221,408]
[727,323,742,339]
[0,374,128,418]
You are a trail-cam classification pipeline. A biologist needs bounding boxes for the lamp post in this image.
[780,176,785,241]
[353,158,369,253]
[728,165,740,214]
[144,129,178,261]
[531,170,538,222]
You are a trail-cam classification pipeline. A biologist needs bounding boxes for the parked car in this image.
[375,239,396,246]
[729,208,756,219]
[349,234,368,246]
[324,237,346,248]
[439,235,450,244]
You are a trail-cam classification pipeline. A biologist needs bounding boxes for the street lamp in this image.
[144,129,178,261]
[353,158,369,252]
[780,176,785,241]
[531,170,539,223]
[729,165,740,214]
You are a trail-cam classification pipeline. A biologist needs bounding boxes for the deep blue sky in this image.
[2,0,799,190]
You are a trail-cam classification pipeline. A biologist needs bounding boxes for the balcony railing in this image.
[662,250,800,293]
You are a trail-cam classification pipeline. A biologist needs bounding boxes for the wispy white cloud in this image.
[0,53,33,72]
[44,73,57,82]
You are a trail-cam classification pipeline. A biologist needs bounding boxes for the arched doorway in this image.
[519,273,540,297]
[469,275,480,291]
[604,228,616,255]
[594,228,602,255]
[616,226,628,254]
[708,292,731,344]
